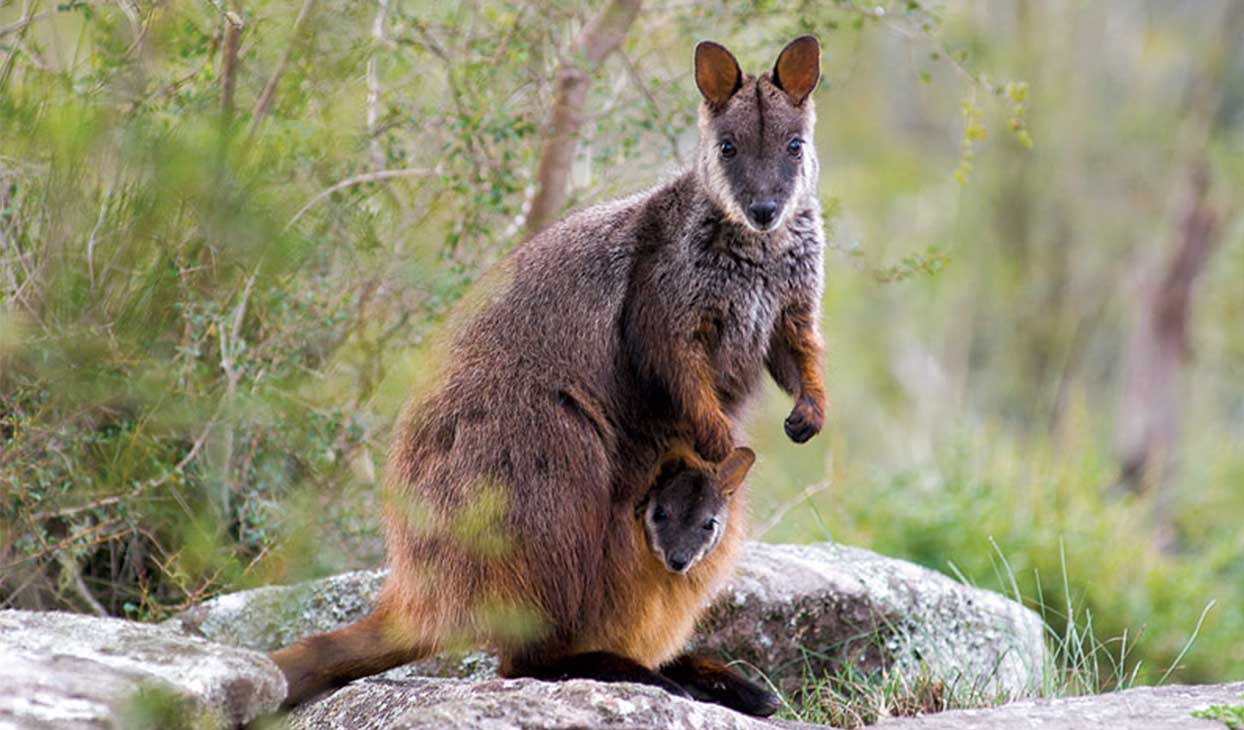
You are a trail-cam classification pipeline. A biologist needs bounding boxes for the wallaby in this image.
[521,443,779,717]
[271,35,826,715]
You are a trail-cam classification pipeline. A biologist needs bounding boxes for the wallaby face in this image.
[695,36,821,233]
[641,448,754,574]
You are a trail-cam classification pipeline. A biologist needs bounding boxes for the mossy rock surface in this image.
[170,541,1047,698]
[0,609,284,729]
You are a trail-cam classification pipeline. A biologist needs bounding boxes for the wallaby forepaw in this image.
[783,397,823,443]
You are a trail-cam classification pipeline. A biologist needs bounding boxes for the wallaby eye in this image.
[787,138,803,158]
[719,140,737,159]
[702,518,718,532]
[653,508,668,523]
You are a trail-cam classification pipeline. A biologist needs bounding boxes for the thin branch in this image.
[366,0,390,171]
[219,8,244,120]
[285,167,431,229]
[754,481,834,539]
[28,414,217,523]
[86,187,111,289]
[522,0,642,238]
[247,0,317,139]
[219,267,257,396]
[618,47,682,165]
[60,554,108,616]
[0,0,41,93]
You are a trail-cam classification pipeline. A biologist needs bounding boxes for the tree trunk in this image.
[1113,3,1240,495]
[1115,163,1220,492]
[522,0,642,239]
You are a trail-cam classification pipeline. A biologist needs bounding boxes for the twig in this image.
[618,47,681,165]
[0,0,41,93]
[28,411,217,523]
[60,554,108,616]
[247,0,318,139]
[285,167,431,229]
[86,187,111,288]
[754,480,834,539]
[219,267,257,395]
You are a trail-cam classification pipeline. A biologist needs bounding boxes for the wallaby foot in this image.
[660,653,781,717]
[508,650,692,699]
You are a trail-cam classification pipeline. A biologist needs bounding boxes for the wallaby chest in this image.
[690,221,822,407]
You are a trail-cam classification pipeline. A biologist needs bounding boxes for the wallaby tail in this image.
[270,604,433,708]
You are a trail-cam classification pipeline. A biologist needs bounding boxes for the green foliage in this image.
[117,684,213,730]
[4,0,1243,711]
[0,0,999,618]
[784,426,1244,686]
[1193,699,1244,730]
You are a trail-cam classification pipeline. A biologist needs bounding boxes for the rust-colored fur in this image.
[576,446,748,668]
[270,36,824,715]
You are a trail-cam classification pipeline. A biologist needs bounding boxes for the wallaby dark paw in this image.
[679,673,781,717]
[783,397,823,443]
[656,676,694,700]
[731,684,781,717]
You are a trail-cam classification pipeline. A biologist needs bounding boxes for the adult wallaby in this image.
[271,35,826,714]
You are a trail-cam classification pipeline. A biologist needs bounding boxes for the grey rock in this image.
[694,542,1045,699]
[0,609,285,729]
[165,568,388,654]
[287,676,821,730]
[170,542,1046,700]
[872,681,1244,729]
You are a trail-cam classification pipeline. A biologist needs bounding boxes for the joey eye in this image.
[653,508,668,523]
[719,140,737,159]
[701,518,718,532]
[787,138,803,158]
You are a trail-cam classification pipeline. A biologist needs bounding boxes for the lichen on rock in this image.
[0,609,285,729]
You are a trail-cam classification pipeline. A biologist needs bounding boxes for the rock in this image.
[0,609,285,729]
[162,568,487,679]
[166,568,388,655]
[871,681,1244,729]
[693,542,1045,699]
[287,676,822,730]
[169,542,1046,700]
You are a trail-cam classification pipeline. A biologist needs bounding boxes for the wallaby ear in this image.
[717,447,755,495]
[695,41,743,108]
[772,35,820,104]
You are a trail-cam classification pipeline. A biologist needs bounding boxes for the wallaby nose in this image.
[747,201,778,227]
[668,555,690,572]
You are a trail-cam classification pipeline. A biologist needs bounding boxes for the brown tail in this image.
[270,605,433,708]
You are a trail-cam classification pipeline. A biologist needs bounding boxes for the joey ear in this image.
[695,41,743,108]
[772,35,820,104]
[717,447,755,494]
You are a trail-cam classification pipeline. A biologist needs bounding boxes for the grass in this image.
[771,508,1218,727]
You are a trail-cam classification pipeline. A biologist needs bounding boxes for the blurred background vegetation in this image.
[2,0,1241,697]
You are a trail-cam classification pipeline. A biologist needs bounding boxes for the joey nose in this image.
[747,201,778,228]
[668,556,689,572]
